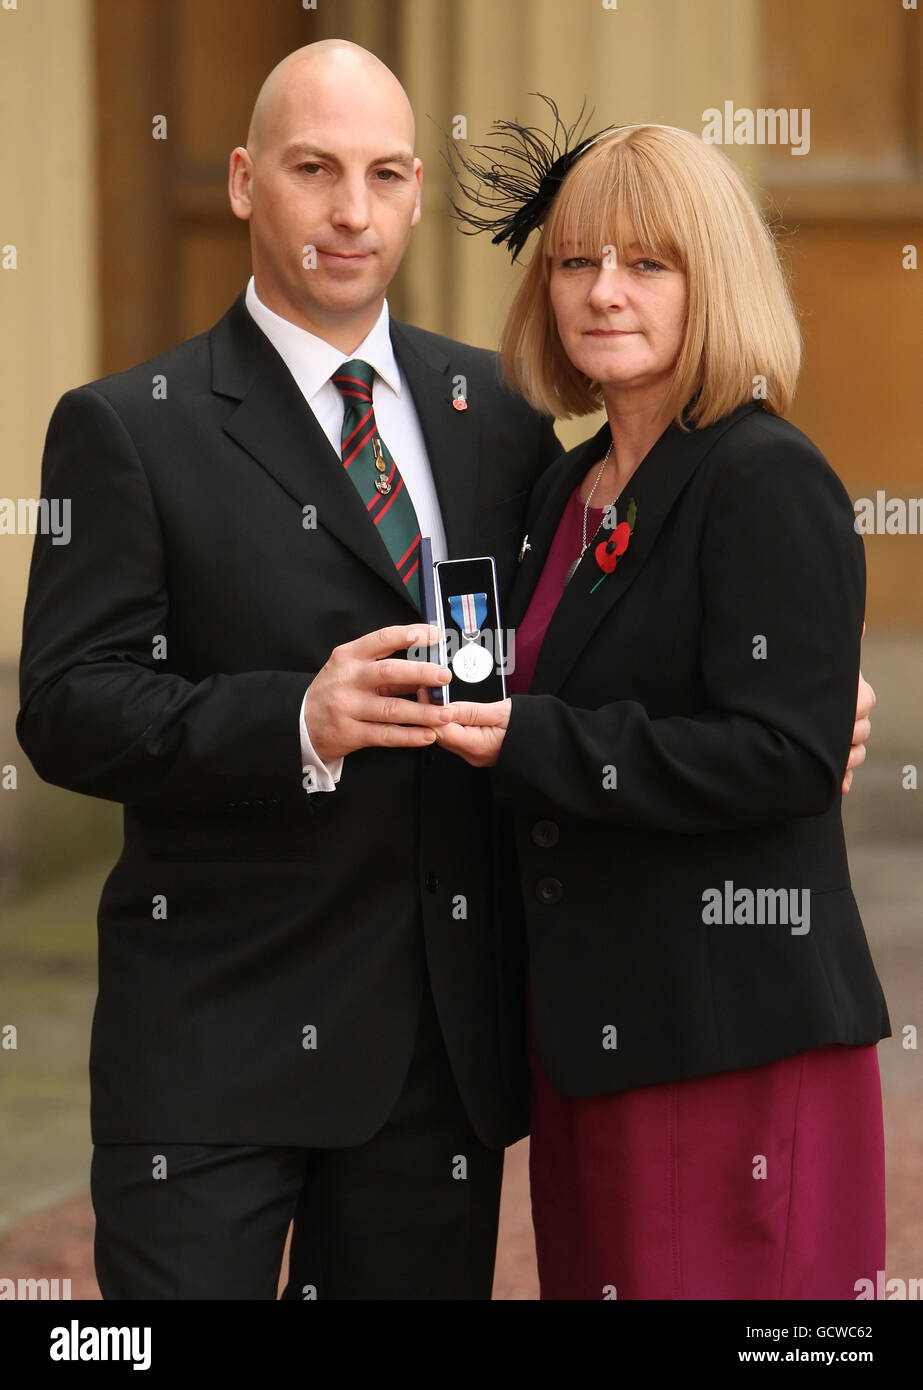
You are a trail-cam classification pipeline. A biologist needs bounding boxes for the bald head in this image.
[228,39,423,351]
[246,41,414,161]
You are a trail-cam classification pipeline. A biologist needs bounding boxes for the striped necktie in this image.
[332,359,422,609]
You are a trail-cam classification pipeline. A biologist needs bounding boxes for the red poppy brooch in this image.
[590,498,637,593]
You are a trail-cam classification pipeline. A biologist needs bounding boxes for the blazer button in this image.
[535,877,563,905]
[531,819,559,848]
[425,873,440,893]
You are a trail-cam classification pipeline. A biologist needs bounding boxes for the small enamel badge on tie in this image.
[447,592,493,683]
[372,438,391,494]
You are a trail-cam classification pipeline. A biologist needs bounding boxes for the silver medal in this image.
[451,640,494,684]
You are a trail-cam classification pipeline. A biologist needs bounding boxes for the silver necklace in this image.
[565,442,614,584]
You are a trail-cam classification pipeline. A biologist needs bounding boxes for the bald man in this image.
[17,41,561,1299]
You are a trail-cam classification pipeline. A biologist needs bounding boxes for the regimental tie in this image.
[332,358,422,610]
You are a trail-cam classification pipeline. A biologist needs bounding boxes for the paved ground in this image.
[0,842,919,1300]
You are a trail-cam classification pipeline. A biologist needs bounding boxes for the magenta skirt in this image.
[528,1024,886,1300]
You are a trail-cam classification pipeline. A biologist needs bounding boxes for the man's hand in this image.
[844,669,875,794]
[434,699,511,768]
[303,624,452,763]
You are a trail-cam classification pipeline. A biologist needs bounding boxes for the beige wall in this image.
[399,0,759,449]
[0,0,98,665]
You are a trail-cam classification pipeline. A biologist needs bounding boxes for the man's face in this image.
[231,70,422,343]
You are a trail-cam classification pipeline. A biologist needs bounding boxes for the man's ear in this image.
[410,157,423,229]
[228,147,253,221]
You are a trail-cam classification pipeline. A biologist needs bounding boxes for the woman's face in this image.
[549,237,688,404]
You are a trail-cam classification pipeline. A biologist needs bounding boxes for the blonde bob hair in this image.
[500,124,801,427]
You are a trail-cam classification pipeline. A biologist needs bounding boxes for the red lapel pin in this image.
[589,498,638,593]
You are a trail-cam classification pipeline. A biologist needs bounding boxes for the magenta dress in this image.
[507,489,886,1301]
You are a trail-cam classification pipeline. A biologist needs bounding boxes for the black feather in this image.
[443,94,614,261]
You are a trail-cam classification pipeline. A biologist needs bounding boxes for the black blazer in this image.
[492,402,890,1095]
[17,292,561,1148]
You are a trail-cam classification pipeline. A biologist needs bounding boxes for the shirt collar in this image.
[244,276,402,403]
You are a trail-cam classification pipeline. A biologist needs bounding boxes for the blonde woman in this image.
[440,121,888,1300]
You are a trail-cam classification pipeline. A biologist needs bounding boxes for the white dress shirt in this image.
[244,277,447,793]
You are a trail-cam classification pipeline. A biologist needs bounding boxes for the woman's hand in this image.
[843,669,875,794]
[434,698,512,767]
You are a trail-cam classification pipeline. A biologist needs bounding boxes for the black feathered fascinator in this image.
[446,94,618,262]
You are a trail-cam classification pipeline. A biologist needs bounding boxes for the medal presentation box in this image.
[427,553,507,704]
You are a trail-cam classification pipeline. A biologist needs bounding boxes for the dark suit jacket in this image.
[17,292,561,1148]
[492,402,890,1095]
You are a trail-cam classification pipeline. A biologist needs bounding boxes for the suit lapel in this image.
[211,299,483,604]
[389,322,479,560]
[212,295,416,606]
[526,404,759,695]
[506,423,610,629]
